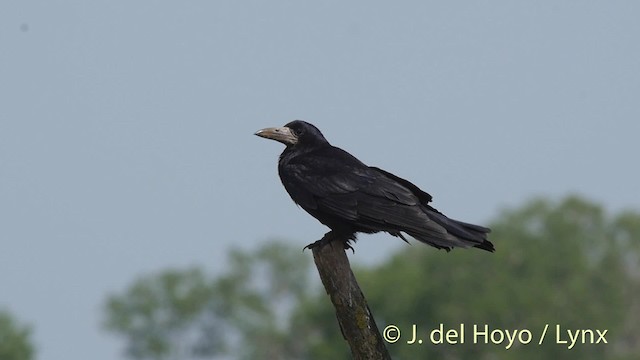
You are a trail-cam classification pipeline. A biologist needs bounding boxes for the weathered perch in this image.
[311,243,391,360]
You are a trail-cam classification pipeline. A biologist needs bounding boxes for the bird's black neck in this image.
[279,142,329,165]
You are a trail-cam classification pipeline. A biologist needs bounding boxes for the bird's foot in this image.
[303,232,355,253]
[343,241,355,254]
[303,239,328,251]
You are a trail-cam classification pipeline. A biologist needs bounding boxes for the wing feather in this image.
[280,146,451,242]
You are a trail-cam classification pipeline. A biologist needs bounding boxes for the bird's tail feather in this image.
[411,210,494,252]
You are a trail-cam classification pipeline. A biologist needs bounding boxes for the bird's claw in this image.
[303,238,355,253]
[303,238,330,251]
[343,242,355,254]
[302,242,318,251]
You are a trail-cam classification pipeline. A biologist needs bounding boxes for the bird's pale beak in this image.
[254,126,298,145]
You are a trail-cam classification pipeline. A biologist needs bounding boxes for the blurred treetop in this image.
[0,310,34,360]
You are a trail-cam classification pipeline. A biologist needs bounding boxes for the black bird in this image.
[255,120,494,253]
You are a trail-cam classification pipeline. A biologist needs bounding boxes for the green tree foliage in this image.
[0,310,34,360]
[105,196,640,359]
[104,241,312,360]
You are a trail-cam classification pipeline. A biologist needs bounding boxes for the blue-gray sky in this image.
[1,1,639,359]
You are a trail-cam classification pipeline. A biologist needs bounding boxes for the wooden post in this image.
[311,243,392,360]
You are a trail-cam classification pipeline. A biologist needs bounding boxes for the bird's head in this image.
[254,120,328,147]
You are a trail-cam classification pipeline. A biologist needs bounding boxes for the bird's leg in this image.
[303,231,355,253]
